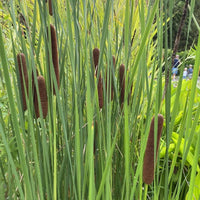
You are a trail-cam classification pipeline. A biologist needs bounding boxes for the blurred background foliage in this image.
[169,0,200,50]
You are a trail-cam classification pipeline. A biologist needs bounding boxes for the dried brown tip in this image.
[50,24,59,94]
[34,76,48,119]
[17,53,29,111]
[143,114,164,185]
[98,75,104,109]
[119,64,125,108]
[48,0,53,16]
[93,48,100,75]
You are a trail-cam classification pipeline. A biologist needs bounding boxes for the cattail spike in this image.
[93,48,103,108]
[119,64,125,108]
[98,75,103,109]
[143,114,164,184]
[93,48,100,76]
[50,24,59,94]
[17,53,28,111]
[34,76,48,119]
[48,0,53,16]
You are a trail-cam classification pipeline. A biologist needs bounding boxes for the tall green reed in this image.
[0,0,200,199]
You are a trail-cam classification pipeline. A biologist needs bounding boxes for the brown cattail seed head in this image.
[93,48,100,75]
[34,76,48,119]
[17,53,28,111]
[143,114,164,185]
[98,75,104,109]
[48,0,53,16]
[119,64,125,108]
[50,24,59,94]
[93,48,103,108]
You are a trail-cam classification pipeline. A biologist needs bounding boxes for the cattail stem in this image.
[17,53,28,111]
[34,75,48,119]
[106,55,115,101]
[111,56,115,101]
[142,114,164,184]
[50,24,59,94]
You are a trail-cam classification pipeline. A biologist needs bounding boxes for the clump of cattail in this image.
[34,76,48,119]
[48,0,53,16]
[119,64,125,108]
[17,53,29,111]
[143,114,164,184]
[49,24,59,94]
[106,56,115,101]
[93,48,103,108]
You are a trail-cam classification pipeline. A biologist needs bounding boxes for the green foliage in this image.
[0,0,200,199]
[170,0,200,50]
[186,170,200,199]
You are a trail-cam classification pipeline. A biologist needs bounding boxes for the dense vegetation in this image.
[0,0,200,199]
[171,0,200,50]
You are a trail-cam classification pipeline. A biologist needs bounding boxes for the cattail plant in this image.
[17,53,29,111]
[119,64,125,108]
[93,48,103,108]
[48,0,53,16]
[143,114,164,184]
[97,75,103,108]
[106,55,115,101]
[49,24,59,94]
[93,48,100,76]
[34,75,48,119]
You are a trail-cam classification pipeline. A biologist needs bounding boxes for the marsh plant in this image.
[0,0,200,199]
